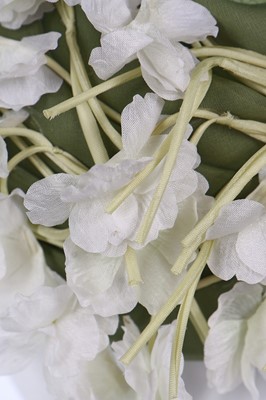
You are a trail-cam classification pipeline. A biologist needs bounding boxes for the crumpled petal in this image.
[0,33,62,110]
[25,173,78,226]
[206,200,265,239]
[89,28,153,80]
[205,282,264,398]
[45,309,118,377]
[121,93,164,158]
[144,0,218,43]
[0,0,53,29]
[138,38,196,100]
[80,0,139,33]
[236,215,266,275]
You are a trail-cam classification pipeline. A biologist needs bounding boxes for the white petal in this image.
[25,173,77,226]
[146,0,218,43]
[236,216,266,276]
[46,309,117,377]
[0,65,62,110]
[81,0,138,33]
[208,282,263,328]
[0,330,43,374]
[90,265,138,317]
[0,136,8,178]
[0,285,74,332]
[205,320,246,393]
[121,93,164,158]
[207,234,262,282]
[137,242,183,314]
[89,28,153,80]
[206,199,265,239]
[0,109,29,127]
[64,238,122,304]
[138,39,196,100]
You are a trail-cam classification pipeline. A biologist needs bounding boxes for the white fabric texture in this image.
[0,32,62,110]
[88,0,218,99]
[206,194,266,283]
[25,93,202,257]
[204,282,266,399]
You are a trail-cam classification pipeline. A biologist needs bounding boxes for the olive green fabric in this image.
[1,1,266,358]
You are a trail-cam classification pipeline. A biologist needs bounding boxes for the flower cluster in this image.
[0,1,265,400]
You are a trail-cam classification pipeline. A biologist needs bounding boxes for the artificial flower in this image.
[206,176,266,283]
[0,32,62,110]
[0,190,50,312]
[25,93,201,257]
[204,282,266,399]
[0,282,118,380]
[0,0,53,29]
[88,0,218,99]
[112,316,192,400]
[64,186,212,317]
[0,109,29,178]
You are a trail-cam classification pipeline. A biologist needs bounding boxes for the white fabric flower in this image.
[0,282,118,379]
[25,93,201,257]
[64,187,212,317]
[0,190,51,312]
[206,195,266,283]
[0,0,53,29]
[0,109,29,178]
[88,0,218,100]
[204,282,266,399]
[112,317,192,400]
[0,32,62,110]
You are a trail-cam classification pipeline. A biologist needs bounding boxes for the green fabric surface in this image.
[1,1,265,358]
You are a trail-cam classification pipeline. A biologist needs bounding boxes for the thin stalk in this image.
[43,67,142,120]
[189,298,209,344]
[45,55,71,85]
[120,241,213,365]
[169,278,199,400]
[124,247,143,285]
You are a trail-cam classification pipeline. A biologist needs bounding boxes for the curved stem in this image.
[45,55,71,85]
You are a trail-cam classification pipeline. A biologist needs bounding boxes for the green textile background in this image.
[0,0,265,357]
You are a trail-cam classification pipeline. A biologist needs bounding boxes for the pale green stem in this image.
[106,133,171,213]
[154,109,266,143]
[171,145,266,274]
[196,275,221,290]
[190,117,229,145]
[190,298,209,344]
[71,62,109,163]
[43,67,142,121]
[99,102,122,124]
[135,70,213,245]
[0,127,52,147]
[45,55,71,85]
[169,278,199,400]
[31,225,69,248]
[11,136,53,177]
[120,241,213,365]
[124,247,143,286]
[58,1,122,150]
[235,76,266,96]
[192,46,266,69]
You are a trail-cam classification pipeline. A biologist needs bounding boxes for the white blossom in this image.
[0,32,62,110]
[0,0,53,29]
[25,93,201,257]
[64,187,212,317]
[0,109,29,178]
[88,0,218,100]
[204,282,266,399]
[0,190,51,312]
[0,282,118,380]
[112,317,192,400]
[206,182,266,283]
